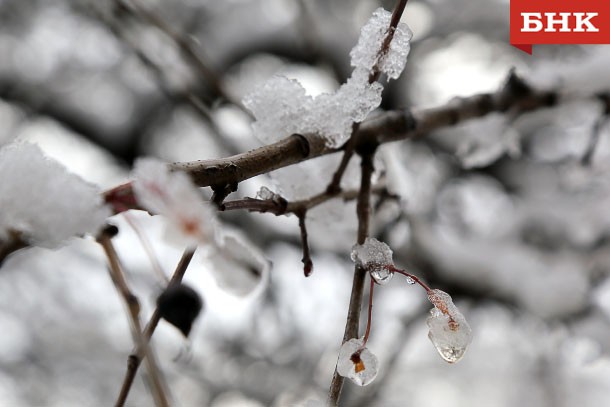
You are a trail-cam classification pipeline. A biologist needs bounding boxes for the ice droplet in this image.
[351,237,394,285]
[336,338,379,386]
[404,275,416,285]
[426,289,472,363]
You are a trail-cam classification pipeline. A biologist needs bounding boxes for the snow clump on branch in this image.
[243,8,412,147]
[0,142,110,247]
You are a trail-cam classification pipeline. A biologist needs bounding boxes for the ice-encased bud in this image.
[336,338,379,386]
[351,237,394,284]
[426,289,472,363]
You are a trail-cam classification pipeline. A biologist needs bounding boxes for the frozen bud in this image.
[336,338,379,386]
[426,289,472,363]
[132,158,218,247]
[351,237,394,284]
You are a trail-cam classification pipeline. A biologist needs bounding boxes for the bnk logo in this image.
[510,0,610,54]
[521,13,599,33]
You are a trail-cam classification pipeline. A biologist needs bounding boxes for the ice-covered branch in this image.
[0,72,569,264]
[172,71,557,189]
[327,148,376,405]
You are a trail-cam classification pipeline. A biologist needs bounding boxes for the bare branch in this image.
[97,225,170,407]
[0,72,563,264]
[582,93,610,166]
[327,148,376,406]
[114,0,245,111]
[116,247,196,405]
[296,210,313,277]
[172,71,557,189]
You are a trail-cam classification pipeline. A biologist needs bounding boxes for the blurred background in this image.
[2,0,610,405]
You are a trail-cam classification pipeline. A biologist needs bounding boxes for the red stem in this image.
[387,265,432,292]
[361,277,375,348]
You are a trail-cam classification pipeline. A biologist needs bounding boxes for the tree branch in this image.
[97,225,170,407]
[116,247,196,406]
[170,71,557,189]
[0,72,562,264]
[327,148,376,406]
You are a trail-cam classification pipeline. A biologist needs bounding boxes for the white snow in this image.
[0,142,110,247]
[349,7,413,79]
[243,7,411,147]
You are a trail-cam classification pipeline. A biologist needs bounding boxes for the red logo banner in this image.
[510,0,610,54]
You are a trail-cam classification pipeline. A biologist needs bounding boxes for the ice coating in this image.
[0,142,110,247]
[243,7,411,147]
[426,289,473,363]
[242,76,313,145]
[349,7,413,79]
[351,237,394,284]
[243,71,382,147]
[336,338,379,386]
[256,186,276,200]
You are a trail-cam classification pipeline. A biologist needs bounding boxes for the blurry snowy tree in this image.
[1,0,610,406]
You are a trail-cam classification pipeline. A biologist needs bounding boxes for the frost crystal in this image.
[0,142,110,247]
[255,186,277,200]
[132,158,218,247]
[351,237,394,284]
[242,76,313,145]
[426,289,472,363]
[350,8,413,79]
[336,338,379,386]
[243,7,410,147]
[243,72,382,147]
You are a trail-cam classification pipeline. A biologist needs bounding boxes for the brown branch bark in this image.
[116,247,196,406]
[170,71,556,189]
[0,72,560,264]
[327,148,376,406]
[97,226,170,407]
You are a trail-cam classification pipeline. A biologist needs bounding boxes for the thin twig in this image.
[389,265,432,292]
[89,5,243,156]
[327,149,376,406]
[114,247,196,406]
[221,186,382,215]
[361,278,375,347]
[97,227,170,407]
[368,0,409,84]
[326,0,410,194]
[123,212,168,284]
[114,0,245,111]
[582,93,610,166]
[296,210,313,277]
